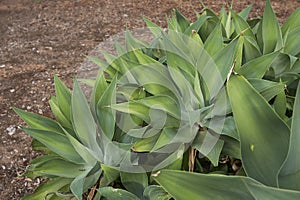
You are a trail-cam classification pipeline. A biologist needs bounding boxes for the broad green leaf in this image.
[110,101,150,123]
[143,185,171,200]
[184,15,207,36]
[198,39,237,100]
[100,164,120,186]
[120,172,148,198]
[279,82,300,190]
[174,8,190,32]
[97,187,140,200]
[238,4,252,20]
[192,130,224,166]
[72,78,97,149]
[231,9,255,39]
[237,51,279,78]
[228,75,290,187]
[132,131,161,151]
[13,107,63,135]
[91,71,108,115]
[21,127,84,164]
[49,96,72,129]
[29,157,86,178]
[243,36,262,63]
[284,27,300,56]
[22,178,72,200]
[96,76,117,140]
[273,90,287,119]
[143,17,163,36]
[282,6,300,36]
[54,75,72,123]
[203,22,223,56]
[199,9,219,42]
[61,126,97,164]
[248,78,285,101]
[261,0,283,54]
[70,166,94,200]
[87,56,116,79]
[152,170,300,200]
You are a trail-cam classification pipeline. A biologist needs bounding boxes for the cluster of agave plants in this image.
[15,0,300,199]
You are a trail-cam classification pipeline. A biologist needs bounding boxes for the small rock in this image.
[6,125,16,136]
[10,89,15,93]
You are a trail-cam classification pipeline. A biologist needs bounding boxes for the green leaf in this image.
[143,17,163,36]
[54,75,72,123]
[174,8,190,32]
[96,75,117,140]
[13,107,63,135]
[228,75,290,187]
[261,0,283,54]
[29,156,86,178]
[91,71,108,116]
[97,187,140,200]
[203,22,223,56]
[242,36,262,63]
[100,164,120,185]
[120,172,148,198]
[198,39,237,100]
[284,27,300,56]
[143,185,171,200]
[279,82,300,190]
[237,51,279,78]
[282,6,300,36]
[22,178,72,200]
[70,166,94,200]
[248,78,285,101]
[49,96,72,129]
[71,78,98,149]
[192,130,224,166]
[231,9,255,39]
[152,170,300,200]
[273,90,287,119]
[21,127,84,164]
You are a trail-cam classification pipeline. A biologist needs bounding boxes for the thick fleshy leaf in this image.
[72,78,98,148]
[96,76,117,140]
[97,187,140,200]
[29,156,86,178]
[100,164,120,186]
[21,127,84,164]
[279,82,300,190]
[261,0,283,54]
[49,96,72,129]
[282,6,300,36]
[22,178,72,200]
[237,51,279,78]
[120,172,148,198]
[152,170,300,200]
[192,130,224,166]
[248,78,285,101]
[284,27,300,56]
[174,8,190,32]
[13,108,63,135]
[143,17,163,36]
[143,185,171,200]
[203,22,223,56]
[70,166,94,200]
[228,75,290,187]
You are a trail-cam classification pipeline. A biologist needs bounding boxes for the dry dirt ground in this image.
[1,0,300,199]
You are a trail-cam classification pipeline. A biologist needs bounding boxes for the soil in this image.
[0,0,299,199]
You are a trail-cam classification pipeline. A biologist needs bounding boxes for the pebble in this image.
[6,125,16,136]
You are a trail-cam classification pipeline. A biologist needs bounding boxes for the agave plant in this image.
[14,0,300,199]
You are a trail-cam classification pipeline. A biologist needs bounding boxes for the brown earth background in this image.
[1,0,300,199]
